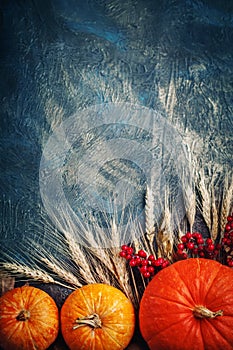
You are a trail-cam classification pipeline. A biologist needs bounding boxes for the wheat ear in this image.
[0,262,73,289]
[198,174,212,233]
[183,185,196,233]
[64,231,96,284]
[156,199,174,260]
[40,258,82,288]
[220,174,233,235]
[210,186,219,242]
[109,219,136,305]
[181,141,197,232]
[145,185,155,245]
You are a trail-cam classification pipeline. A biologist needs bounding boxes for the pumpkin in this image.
[60,283,135,350]
[139,258,233,350]
[0,285,59,350]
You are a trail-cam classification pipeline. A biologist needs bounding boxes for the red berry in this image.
[138,250,147,258]
[140,266,148,274]
[225,224,231,231]
[207,244,215,252]
[177,243,185,250]
[143,271,151,278]
[147,266,155,274]
[228,261,233,267]
[181,236,187,243]
[177,249,184,256]
[152,258,164,266]
[182,252,188,259]
[141,259,149,266]
[127,247,134,254]
[197,238,204,245]
[193,248,198,255]
[129,259,137,267]
[185,232,192,240]
[119,251,127,258]
[157,257,164,264]
[125,254,132,260]
[121,245,128,251]
[161,260,169,268]
[187,242,194,250]
[215,243,222,250]
[134,257,142,266]
[206,238,213,245]
[148,254,155,261]
[227,216,233,222]
[199,251,205,257]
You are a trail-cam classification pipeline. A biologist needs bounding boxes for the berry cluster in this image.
[175,213,233,267]
[222,214,233,267]
[119,245,170,278]
[175,232,222,261]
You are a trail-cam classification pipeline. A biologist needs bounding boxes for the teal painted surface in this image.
[1,0,232,256]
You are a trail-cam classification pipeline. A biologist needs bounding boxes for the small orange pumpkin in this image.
[139,258,233,350]
[61,283,135,350]
[0,285,59,350]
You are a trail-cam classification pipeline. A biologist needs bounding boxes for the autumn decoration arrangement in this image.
[0,193,233,349]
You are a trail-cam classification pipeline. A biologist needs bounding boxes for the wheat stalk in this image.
[197,173,212,233]
[210,183,219,241]
[64,231,96,284]
[145,185,155,246]
[180,141,197,232]
[109,219,136,305]
[183,185,196,233]
[156,199,174,260]
[110,249,135,303]
[220,174,233,235]
[40,257,82,288]
[0,262,73,289]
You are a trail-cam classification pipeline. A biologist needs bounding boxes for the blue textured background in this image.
[1,0,233,254]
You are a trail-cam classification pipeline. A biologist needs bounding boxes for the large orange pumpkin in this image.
[61,283,135,350]
[0,285,59,350]
[139,258,233,350]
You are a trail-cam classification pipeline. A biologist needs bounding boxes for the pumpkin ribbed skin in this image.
[139,258,233,350]
[0,285,59,350]
[61,283,135,350]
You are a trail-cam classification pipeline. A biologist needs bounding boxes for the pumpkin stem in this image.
[73,313,102,330]
[193,306,223,319]
[16,309,30,321]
